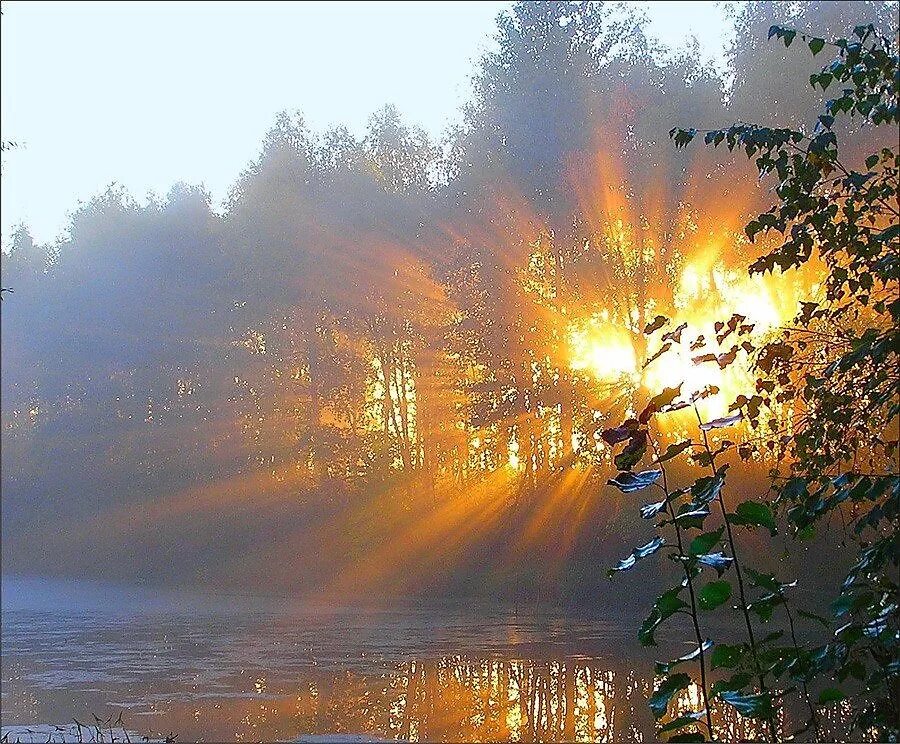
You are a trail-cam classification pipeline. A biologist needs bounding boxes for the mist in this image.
[1,0,895,603]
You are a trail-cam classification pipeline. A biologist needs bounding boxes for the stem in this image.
[649,431,716,741]
[693,401,779,742]
[783,599,823,741]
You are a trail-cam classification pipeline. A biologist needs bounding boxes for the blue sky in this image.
[1,1,734,244]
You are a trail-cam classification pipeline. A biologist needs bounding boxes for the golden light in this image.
[569,325,639,383]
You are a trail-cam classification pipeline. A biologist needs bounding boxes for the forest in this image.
[0,0,894,594]
[0,2,895,600]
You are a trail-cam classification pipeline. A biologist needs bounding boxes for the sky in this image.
[0,1,734,245]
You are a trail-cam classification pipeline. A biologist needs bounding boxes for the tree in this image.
[625,18,899,740]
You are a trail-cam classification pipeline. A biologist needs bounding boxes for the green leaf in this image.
[649,673,692,719]
[689,527,724,556]
[808,37,825,55]
[658,711,706,734]
[719,690,776,718]
[656,640,713,675]
[640,588,688,646]
[698,580,732,611]
[749,592,783,622]
[674,504,711,530]
[730,500,777,535]
[745,568,786,593]
[818,687,845,704]
[710,673,752,697]
[711,643,744,669]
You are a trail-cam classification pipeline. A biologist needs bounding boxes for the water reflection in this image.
[0,585,856,743]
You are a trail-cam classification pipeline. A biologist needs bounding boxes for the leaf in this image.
[659,400,691,414]
[655,440,692,464]
[718,690,776,719]
[658,710,707,734]
[668,733,706,742]
[699,412,743,430]
[698,580,732,610]
[797,608,830,628]
[730,501,777,535]
[692,352,718,365]
[662,322,689,343]
[640,588,688,646]
[689,527,724,556]
[690,469,727,505]
[608,469,662,493]
[656,640,714,675]
[696,552,734,576]
[808,37,825,55]
[608,537,665,576]
[710,673,752,697]
[818,687,845,704]
[674,504,711,530]
[749,592,783,622]
[615,431,648,470]
[649,673,692,719]
[644,315,669,334]
[711,643,744,669]
[640,384,684,421]
[643,342,672,370]
[601,418,639,445]
[745,568,793,594]
[641,500,668,519]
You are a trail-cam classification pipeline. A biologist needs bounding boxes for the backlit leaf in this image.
[615,431,648,470]
[655,440,692,464]
[644,315,669,334]
[699,413,743,430]
[601,419,639,445]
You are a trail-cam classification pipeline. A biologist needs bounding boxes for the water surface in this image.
[0,577,848,742]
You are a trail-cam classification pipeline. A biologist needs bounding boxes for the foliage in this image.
[645,18,898,741]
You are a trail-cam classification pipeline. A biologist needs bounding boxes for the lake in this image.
[1,576,852,742]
